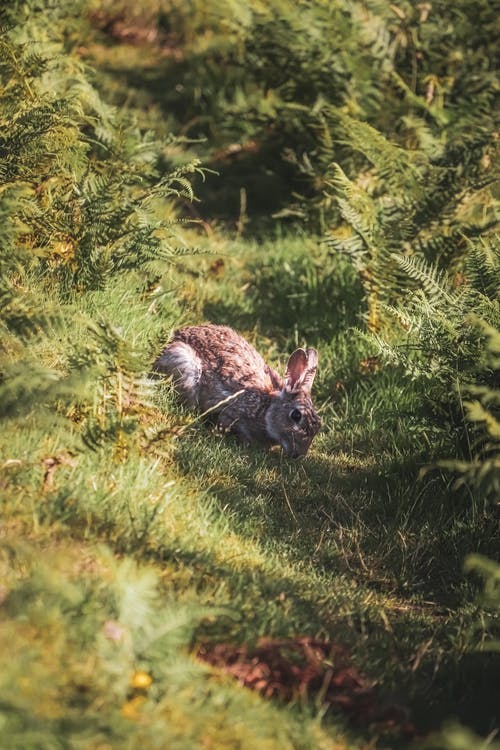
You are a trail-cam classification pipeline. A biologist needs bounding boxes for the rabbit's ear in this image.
[266,365,283,391]
[284,348,318,393]
[302,348,318,392]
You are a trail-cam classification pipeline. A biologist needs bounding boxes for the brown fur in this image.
[154,324,321,457]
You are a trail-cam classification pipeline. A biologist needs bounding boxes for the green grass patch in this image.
[1,1,499,746]
[1,244,498,748]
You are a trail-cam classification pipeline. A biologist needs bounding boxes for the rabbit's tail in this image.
[153,341,202,406]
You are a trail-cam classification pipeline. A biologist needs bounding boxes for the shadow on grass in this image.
[111,480,498,742]
[171,426,499,607]
[160,431,500,738]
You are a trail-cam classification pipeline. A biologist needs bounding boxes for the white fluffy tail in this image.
[153,341,202,406]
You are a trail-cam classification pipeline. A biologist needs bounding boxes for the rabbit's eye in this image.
[289,408,302,423]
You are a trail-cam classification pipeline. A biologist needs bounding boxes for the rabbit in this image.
[153,324,321,457]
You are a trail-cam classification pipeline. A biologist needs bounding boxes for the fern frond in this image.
[465,236,500,300]
[392,254,455,305]
[326,163,378,244]
[333,111,430,196]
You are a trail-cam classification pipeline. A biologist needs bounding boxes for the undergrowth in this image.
[1,1,499,748]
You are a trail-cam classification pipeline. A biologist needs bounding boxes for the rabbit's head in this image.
[265,348,321,458]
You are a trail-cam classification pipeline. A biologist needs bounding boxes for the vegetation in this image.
[0,0,499,748]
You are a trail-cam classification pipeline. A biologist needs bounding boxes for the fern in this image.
[392,255,456,306]
[73,322,153,454]
[366,236,500,503]
[0,538,212,746]
[325,162,411,330]
[324,105,499,328]
[0,0,201,451]
[437,321,500,503]
[331,111,430,198]
[466,237,500,300]
[0,14,204,294]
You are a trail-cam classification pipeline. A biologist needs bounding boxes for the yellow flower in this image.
[130,670,153,689]
[122,695,146,719]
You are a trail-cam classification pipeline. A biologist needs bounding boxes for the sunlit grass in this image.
[1,234,498,748]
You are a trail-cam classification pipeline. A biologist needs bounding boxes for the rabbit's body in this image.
[154,324,321,457]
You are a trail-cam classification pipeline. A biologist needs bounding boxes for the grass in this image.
[1,4,499,745]
[1,233,499,749]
